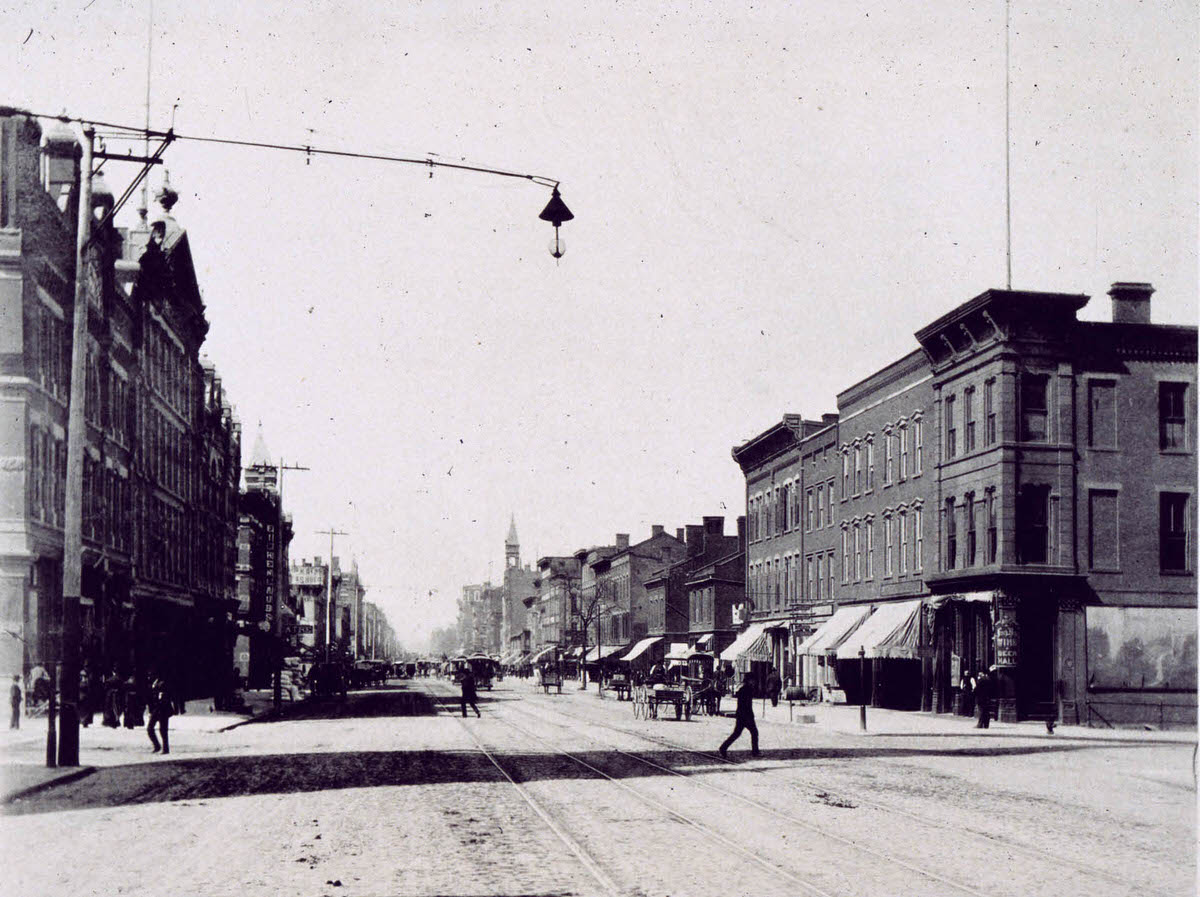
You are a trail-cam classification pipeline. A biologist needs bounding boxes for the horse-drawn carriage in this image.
[537,664,563,694]
[631,682,693,720]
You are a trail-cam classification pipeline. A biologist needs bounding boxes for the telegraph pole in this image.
[57,127,95,768]
[316,529,347,663]
[270,460,308,708]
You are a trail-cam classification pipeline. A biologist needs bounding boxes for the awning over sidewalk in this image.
[665,642,690,662]
[695,633,714,647]
[719,622,769,662]
[924,591,996,611]
[584,644,627,662]
[798,605,872,656]
[620,636,662,662]
[529,645,557,664]
[836,599,922,660]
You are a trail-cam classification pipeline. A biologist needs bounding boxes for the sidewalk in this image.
[0,696,263,804]
[749,694,1197,743]
[588,682,1195,744]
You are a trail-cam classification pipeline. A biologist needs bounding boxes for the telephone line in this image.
[23,109,562,188]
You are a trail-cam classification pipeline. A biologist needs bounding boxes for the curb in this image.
[2,766,96,804]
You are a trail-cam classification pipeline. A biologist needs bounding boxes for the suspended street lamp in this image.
[539,186,574,259]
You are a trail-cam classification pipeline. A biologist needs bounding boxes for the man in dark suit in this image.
[719,676,760,758]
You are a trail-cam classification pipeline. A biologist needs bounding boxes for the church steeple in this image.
[505,515,520,568]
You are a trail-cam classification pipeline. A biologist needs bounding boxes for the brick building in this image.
[747,283,1196,726]
[0,111,242,700]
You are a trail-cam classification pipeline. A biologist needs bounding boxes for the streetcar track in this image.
[517,688,1173,897]
[501,699,995,897]
[477,701,839,897]
[431,684,625,896]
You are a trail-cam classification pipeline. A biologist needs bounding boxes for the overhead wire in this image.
[23,109,562,189]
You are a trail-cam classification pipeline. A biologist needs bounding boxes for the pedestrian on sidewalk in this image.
[123,676,144,729]
[973,667,995,729]
[147,676,172,754]
[766,669,782,708]
[9,675,21,729]
[719,676,760,758]
[102,669,122,727]
[460,669,481,718]
[79,669,93,728]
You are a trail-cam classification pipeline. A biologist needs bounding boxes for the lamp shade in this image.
[538,187,574,227]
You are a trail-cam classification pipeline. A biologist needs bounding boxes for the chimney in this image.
[822,413,839,426]
[1109,282,1153,325]
[675,528,685,542]
[703,516,724,537]
[737,515,747,553]
[41,120,79,213]
[650,524,664,538]
[314,556,322,567]
[685,524,704,557]
[615,533,630,551]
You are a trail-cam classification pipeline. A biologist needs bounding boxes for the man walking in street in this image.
[9,675,21,729]
[460,668,481,718]
[147,676,172,754]
[719,676,759,758]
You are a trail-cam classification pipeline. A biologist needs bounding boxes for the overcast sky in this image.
[7,1,1196,651]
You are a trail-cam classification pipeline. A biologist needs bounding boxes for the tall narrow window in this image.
[1159,383,1188,450]
[899,510,909,574]
[945,395,957,459]
[853,445,862,495]
[1089,380,1117,448]
[866,439,875,490]
[842,452,850,499]
[806,488,815,531]
[1088,489,1120,570]
[964,387,976,452]
[1160,492,1190,572]
[884,431,894,484]
[841,529,850,582]
[866,520,875,579]
[1017,484,1051,564]
[817,484,826,528]
[807,556,815,602]
[915,506,924,571]
[899,425,909,479]
[827,479,836,520]
[965,493,976,566]
[984,378,997,445]
[986,489,998,563]
[944,498,957,570]
[853,524,862,581]
[884,516,893,576]
[914,418,923,473]
[1021,374,1050,442]
[826,552,835,598]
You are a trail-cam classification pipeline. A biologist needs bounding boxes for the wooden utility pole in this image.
[57,127,95,768]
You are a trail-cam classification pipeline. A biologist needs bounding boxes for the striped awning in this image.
[836,599,922,660]
[620,636,662,662]
[798,605,872,656]
[719,623,769,662]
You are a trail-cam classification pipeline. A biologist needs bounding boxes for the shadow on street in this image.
[5,736,1141,816]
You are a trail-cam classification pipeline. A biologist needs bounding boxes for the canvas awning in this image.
[585,644,627,662]
[798,605,873,656]
[836,599,922,660]
[664,642,690,661]
[719,622,769,662]
[620,636,662,662]
[925,591,996,611]
[529,645,557,664]
[695,633,714,646]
